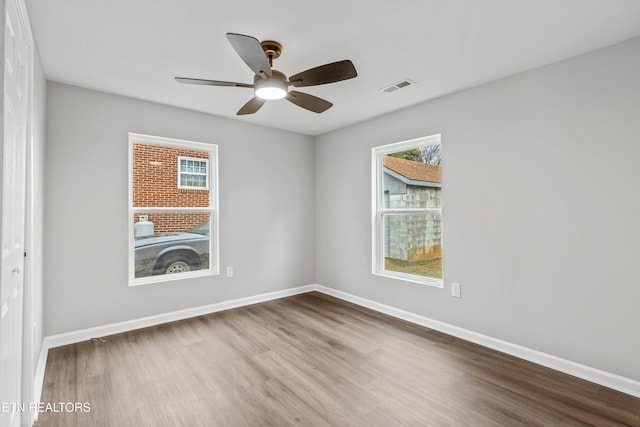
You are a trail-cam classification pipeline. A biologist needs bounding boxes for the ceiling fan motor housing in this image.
[254,69,288,99]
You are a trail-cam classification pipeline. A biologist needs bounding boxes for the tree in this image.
[419,143,441,165]
[389,144,441,165]
[388,148,421,161]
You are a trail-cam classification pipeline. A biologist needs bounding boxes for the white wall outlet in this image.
[226,266,234,278]
[451,282,461,298]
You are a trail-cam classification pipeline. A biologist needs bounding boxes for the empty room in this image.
[1,0,640,426]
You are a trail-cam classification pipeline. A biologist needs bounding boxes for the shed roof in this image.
[383,156,441,184]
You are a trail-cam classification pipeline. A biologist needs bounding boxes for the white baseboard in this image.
[314,284,640,398]
[35,282,640,404]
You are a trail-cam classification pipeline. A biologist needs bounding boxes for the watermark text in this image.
[1,401,91,413]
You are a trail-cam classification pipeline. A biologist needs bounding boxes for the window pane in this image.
[382,145,441,209]
[383,212,442,279]
[133,212,211,279]
[178,173,207,188]
[133,146,210,205]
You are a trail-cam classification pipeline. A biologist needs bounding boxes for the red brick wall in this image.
[133,212,210,235]
[133,144,211,233]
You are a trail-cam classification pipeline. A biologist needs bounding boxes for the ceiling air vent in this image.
[380,78,416,93]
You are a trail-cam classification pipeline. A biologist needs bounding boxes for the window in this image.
[129,133,219,286]
[178,156,209,189]
[372,134,443,286]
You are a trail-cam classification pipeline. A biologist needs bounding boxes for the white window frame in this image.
[371,134,443,287]
[128,133,219,286]
[178,156,209,190]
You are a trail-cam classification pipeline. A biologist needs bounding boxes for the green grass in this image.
[385,257,442,279]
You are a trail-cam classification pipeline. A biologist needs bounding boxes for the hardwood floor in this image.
[36,292,640,426]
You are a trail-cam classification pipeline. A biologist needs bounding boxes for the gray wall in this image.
[44,83,315,335]
[315,37,640,381]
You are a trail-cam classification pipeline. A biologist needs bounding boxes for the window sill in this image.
[129,268,219,287]
[177,187,209,191]
[373,270,443,288]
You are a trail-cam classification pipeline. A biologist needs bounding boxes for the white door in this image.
[1,0,30,425]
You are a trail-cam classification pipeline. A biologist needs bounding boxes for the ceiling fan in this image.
[175,33,358,115]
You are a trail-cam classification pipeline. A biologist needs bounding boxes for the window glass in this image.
[382,213,442,279]
[133,212,212,278]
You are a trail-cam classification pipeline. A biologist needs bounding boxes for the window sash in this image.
[131,209,215,283]
[374,210,443,286]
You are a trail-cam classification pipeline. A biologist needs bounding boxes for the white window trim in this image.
[371,134,443,287]
[128,133,220,286]
[178,155,209,190]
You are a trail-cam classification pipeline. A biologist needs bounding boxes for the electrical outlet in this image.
[226,266,234,278]
[451,282,461,298]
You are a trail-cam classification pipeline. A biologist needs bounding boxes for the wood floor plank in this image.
[38,344,79,427]
[35,292,640,426]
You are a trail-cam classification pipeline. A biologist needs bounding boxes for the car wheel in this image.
[157,255,194,275]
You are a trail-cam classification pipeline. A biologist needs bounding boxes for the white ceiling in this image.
[26,0,640,136]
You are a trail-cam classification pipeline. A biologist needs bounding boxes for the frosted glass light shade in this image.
[255,78,287,100]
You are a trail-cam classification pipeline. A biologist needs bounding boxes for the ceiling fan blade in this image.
[288,60,357,87]
[286,90,333,113]
[175,77,253,88]
[226,33,272,78]
[237,97,266,115]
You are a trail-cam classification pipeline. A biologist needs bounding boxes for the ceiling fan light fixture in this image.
[254,77,287,100]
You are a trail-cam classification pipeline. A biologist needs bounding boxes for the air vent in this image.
[380,78,416,93]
